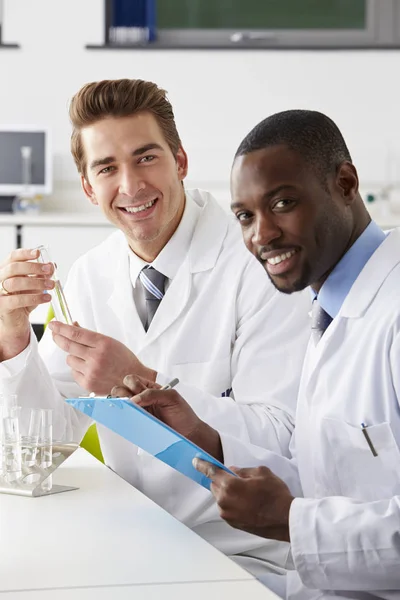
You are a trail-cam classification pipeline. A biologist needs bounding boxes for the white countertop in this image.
[0,449,278,599]
[1,200,400,229]
[0,212,113,226]
[0,580,274,600]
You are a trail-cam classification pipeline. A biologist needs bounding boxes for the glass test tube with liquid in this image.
[2,413,22,483]
[36,245,73,325]
[21,408,42,467]
[0,395,19,480]
[40,409,53,492]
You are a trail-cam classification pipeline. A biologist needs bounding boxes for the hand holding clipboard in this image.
[67,376,235,490]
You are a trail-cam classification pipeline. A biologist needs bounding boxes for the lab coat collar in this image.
[315,220,385,320]
[126,189,229,279]
[142,191,230,346]
[128,191,202,285]
[339,228,400,318]
[186,189,230,274]
[106,189,230,351]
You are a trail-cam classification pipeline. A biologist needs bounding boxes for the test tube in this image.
[40,408,53,492]
[22,408,42,467]
[0,395,18,480]
[2,415,22,483]
[36,245,73,325]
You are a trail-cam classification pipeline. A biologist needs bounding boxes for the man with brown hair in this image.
[0,79,310,576]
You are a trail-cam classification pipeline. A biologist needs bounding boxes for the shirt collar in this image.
[312,220,386,319]
[128,194,201,287]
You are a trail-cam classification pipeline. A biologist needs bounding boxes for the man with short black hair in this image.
[124,110,400,598]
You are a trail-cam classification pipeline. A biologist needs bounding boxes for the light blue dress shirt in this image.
[313,221,386,319]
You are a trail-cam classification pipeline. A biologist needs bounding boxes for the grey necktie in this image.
[139,266,167,331]
[311,299,333,343]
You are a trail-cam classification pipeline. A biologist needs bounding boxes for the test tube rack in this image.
[0,442,79,497]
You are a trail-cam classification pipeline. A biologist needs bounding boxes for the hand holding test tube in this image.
[36,245,73,325]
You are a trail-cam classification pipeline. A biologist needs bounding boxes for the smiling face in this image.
[80,112,188,260]
[231,145,358,294]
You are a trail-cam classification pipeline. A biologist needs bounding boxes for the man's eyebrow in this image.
[132,143,164,156]
[89,144,164,171]
[89,156,115,171]
[231,185,298,210]
[230,201,246,211]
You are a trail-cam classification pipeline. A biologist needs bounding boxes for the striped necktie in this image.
[311,299,333,343]
[139,266,167,331]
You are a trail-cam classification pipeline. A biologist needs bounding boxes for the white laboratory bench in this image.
[0,582,277,600]
[0,448,277,600]
[0,212,112,226]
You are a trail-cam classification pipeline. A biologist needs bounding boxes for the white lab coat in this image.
[0,190,311,574]
[221,228,400,599]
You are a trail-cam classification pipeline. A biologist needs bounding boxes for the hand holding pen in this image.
[111,374,223,461]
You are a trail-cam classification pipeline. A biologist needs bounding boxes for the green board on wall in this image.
[157,0,366,31]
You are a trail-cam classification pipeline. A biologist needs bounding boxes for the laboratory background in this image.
[1,2,400,599]
[1,1,399,308]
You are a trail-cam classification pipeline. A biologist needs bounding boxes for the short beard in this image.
[260,260,312,295]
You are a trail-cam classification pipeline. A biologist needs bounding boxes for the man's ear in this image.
[81,174,98,206]
[176,146,189,181]
[336,161,359,205]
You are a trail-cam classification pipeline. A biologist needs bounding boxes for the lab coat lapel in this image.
[339,228,400,318]
[304,229,400,396]
[303,316,346,399]
[141,195,230,349]
[107,245,146,351]
[142,259,192,347]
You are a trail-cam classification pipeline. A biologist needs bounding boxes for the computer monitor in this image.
[0,126,52,211]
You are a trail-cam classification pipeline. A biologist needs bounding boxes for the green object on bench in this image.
[80,422,104,463]
[44,307,104,463]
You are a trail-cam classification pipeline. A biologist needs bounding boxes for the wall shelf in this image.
[85,43,400,51]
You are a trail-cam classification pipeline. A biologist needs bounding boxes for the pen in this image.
[160,378,179,391]
[101,378,180,399]
[361,422,378,457]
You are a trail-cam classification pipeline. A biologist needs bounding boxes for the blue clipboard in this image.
[66,397,235,490]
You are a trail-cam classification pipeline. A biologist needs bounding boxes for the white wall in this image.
[1,0,400,213]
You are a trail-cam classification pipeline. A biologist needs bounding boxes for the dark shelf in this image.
[0,43,20,49]
[86,43,400,51]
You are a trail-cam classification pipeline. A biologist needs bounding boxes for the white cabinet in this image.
[22,225,113,282]
[0,225,16,260]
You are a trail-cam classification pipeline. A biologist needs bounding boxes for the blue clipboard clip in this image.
[66,397,235,490]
